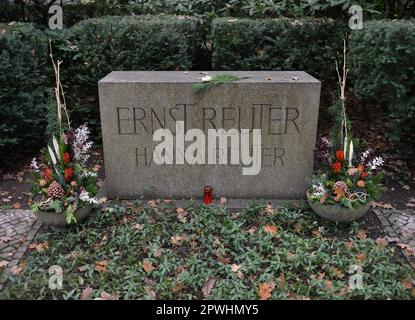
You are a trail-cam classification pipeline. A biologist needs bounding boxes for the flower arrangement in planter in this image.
[29,41,98,226]
[307,39,384,222]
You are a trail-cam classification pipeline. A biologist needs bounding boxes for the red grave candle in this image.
[203,186,213,205]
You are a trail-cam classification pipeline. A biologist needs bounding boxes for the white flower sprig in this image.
[73,124,93,165]
[30,157,40,174]
[369,156,384,170]
[79,190,99,205]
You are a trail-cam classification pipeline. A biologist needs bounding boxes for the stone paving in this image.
[0,209,41,290]
[373,208,415,248]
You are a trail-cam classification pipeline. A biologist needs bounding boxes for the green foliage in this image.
[2,0,414,26]
[212,18,348,84]
[1,202,414,299]
[349,20,415,159]
[49,15,199,139]
[0,23,49,165]
[192,74,246,92]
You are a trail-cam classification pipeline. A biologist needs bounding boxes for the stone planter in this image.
[306,192,371,223]
[35,205,92,227]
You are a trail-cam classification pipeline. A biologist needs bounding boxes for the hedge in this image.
[349,20,415,158]
[0,23,49,165]
[49,15,199,140]
[211,18,348,84]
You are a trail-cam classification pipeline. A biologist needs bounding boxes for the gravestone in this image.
[98,71,321,199]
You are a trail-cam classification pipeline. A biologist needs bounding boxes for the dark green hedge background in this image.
[0,16,414,165]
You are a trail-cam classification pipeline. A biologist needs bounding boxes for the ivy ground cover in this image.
[1,201,414,300]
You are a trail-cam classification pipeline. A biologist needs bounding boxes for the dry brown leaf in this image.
[293,223,303,233]
[263,224,278,235]
[345,241,355,250]
[258,281,274,300]
[170,235,187,246]
[10,265,24,276]
[357,229,367,240]
[331,267,345,279]
[217,254,231,264]
[175,207,188,222]
[148,200,158,207]
[356,252,366,262]
[371,202,394,209]
[375,237,388,248]
[172,282,186,293]
[202,277,216,298]
[98,197,107,204]
[264,203,275,215]
[400,279,413,289]
[324,280,333,290]
[95,260,108,273]
[0,260,9,268]
[95,291,119,300]
[142,260,154,273]
[81,287,94,300]
[28,241,49,253]
[12,202,21,209]
[231,264,240,272]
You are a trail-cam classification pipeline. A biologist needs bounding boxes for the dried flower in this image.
[331,162,342,173]
[357,180,365,188]
[336,150,344,161]
[64,167,74,182]
[42,168,53,181]
[63,152,71,164]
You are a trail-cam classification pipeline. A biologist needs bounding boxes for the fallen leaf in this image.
[132,223,143,231]
[258,281,274,300]
[81,287,94,300]
[148,200,158,207]
[371,202,394,209]
[264,203,275,214]
[331,267,345,279]
[217,255,231,264]
[95,291,119,300]
[247,226,257,235]
[98,197,107,204]
[95,260,108,273]
[375,237,388,248]
[231,264,240,272]
[170,235,187,246]
[263,224,278,235]
[293,223,303,233]
[345,241,355,250]
[406,203,415,208]
[28,241,49,253]
[356,252,366,262]
[400,279,413,289]
[0,260,9,268]
[0,236,12,243]
[324,280,333,290]
[402,185,410,191]
[357,229,367,240]
[12,202,21,209]
[219,197,227,205]
[172,282,186,293]
[10,265,24,275]
[202,277,216,298]
[175,207,188,222]
[142,260,154,273]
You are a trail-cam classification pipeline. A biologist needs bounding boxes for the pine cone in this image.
[48,181,65,199]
